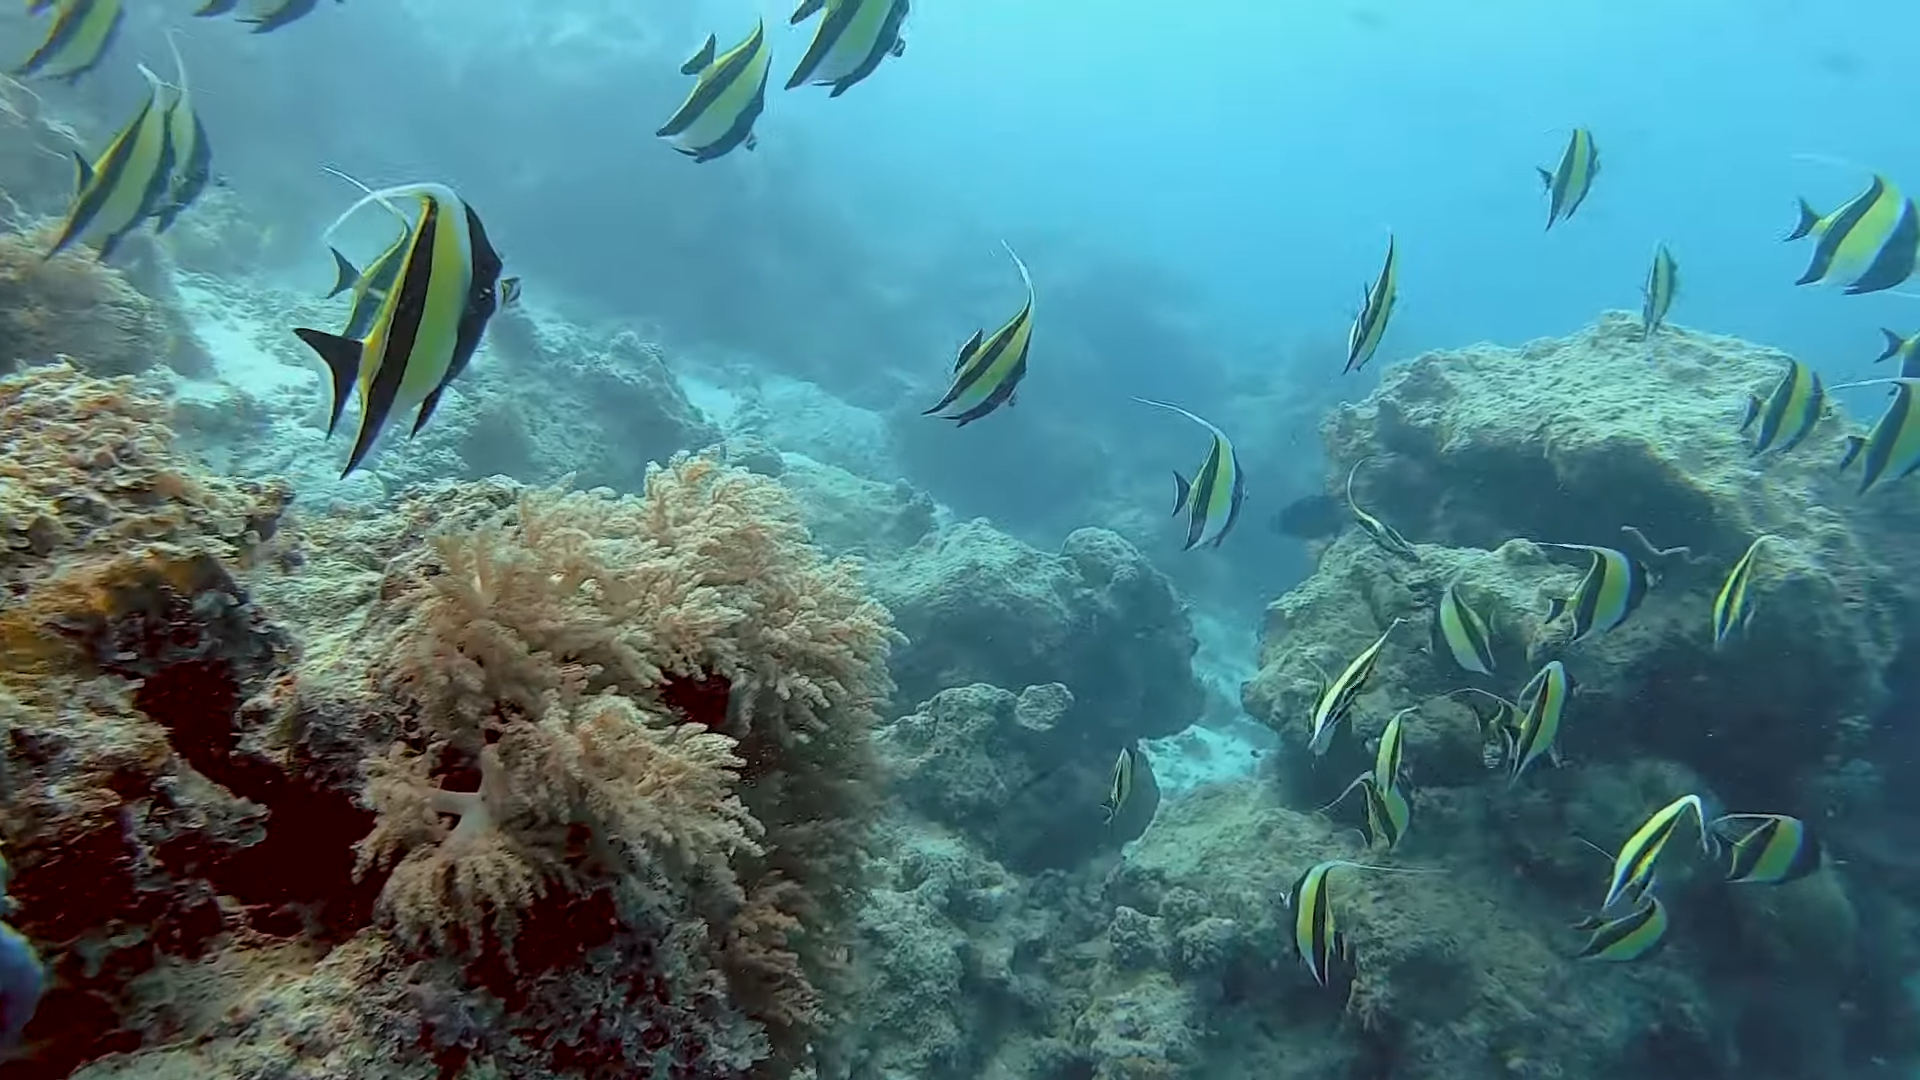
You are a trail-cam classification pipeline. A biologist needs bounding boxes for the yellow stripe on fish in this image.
[1100,745,1136,826]
[1787,173,1920,295]
[12,0,121,81]
[1539,542,1650,643]
[786,0,908,97]
[45,64,176,261]
[1601,793,1715,911]
[1575,894,1668,962]
[293,182,508,478]
[1345,458,1418,561]
[1344,235,1397,374]
[1504,660,1568,787]
[657,20,772,163]
[1740,358,1825,456]
[1641,243,1678,340]
[1539,127,1599,230]
[1710,813,1822,885]
[1431,581,1495,677]
[1134,398,1246,550]
[1307,619,1402,756]
[923,243,1033,427]
[1711,534,1774,649]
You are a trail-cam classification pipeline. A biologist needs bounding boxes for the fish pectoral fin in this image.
[325,247,360,298]
[681,33,717,75]
[411,384,450,437]
[1786,198,1821,242]
[1170,471,1192,515]
[292,327,362,438]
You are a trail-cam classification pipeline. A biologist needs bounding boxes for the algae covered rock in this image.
[1236,314,1920,1079]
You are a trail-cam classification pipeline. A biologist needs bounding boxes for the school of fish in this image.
[4,0,1872,1005]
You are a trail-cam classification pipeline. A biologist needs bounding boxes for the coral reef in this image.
[0,357,897,1080]
[0,229,175,378]
[1233,314,1919,1078]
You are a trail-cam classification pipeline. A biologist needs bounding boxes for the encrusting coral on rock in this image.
[0,357,898,1080]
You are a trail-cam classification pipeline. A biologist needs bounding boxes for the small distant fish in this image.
[1711,535,1774,648]
[1430,581,1495,677]
[1575,894,1668,962]
[1503,660,1569,787]
[1641,244,1678,340]
[154,32,213,234]
[657,21,772,162]
[11,0,122,81]
[1307,619,1402,756]
[237,0,340,33]
[1272,491,1343,540]
[1100,745,1137,826]
[1828,377,1920,494]
[1539,543,1652,644]
[1346,459,1418,560]
[1539,127,1599,230]
[1786,174,1920,295]
[293,182,508,477]
[1134,398,1246,551]
[499,276,523,308]
[45,63,176,261]
[1344,235,1398,374]
[1741,358,1826,456]
[1711,812,1822,885]
[1601,793,1714,911]
[923,243,1034,427]
[786,0,909,97]
[1872,328,1920,376]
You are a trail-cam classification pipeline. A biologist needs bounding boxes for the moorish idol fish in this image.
[319,167,425,353]
[1538,542,1651,644]
[1504,660,1569,787]
[12,0,121,82]
[923,242,1034,427]
[1538,127,1599,230]
[1787,174,1920,295]
[1283,859,1433,987]
[1873,328,1920,377]
[1641,243,1677,340]
[1344,235,1398,374]
[1345,458,1418,561]
[1307,619,1403,756]
[1134,398,1246,551]
[1319,773,1411,851]
[1575,894,1668,962]
[293,182,507,477]
[45,64,176,261]
[1828,378,1920,494]
[656,20,771,163]
[1600,793,1715,912]
[1100,745,1137,826]
[1710,813,1822,885]
[1430,581,1495,677]
[237,0,339,33]
[154,31,213,234]
[1741,357,1825,456]
[786,0,909,98]
[1711,534,1774,648]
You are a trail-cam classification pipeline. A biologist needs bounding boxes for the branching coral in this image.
[350,453,896,1078]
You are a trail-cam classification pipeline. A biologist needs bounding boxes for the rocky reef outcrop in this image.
[0,363,897,1080]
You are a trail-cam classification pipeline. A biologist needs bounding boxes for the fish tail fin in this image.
[1786,198,1822,241]
[1536,166,1553,190]
[1739,394,1761,433]
[1876,328,1906,362]
[292,327,362,439]
[1838,434,1866,472]
[324,247,360,298]
[1170,471,1192,515]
